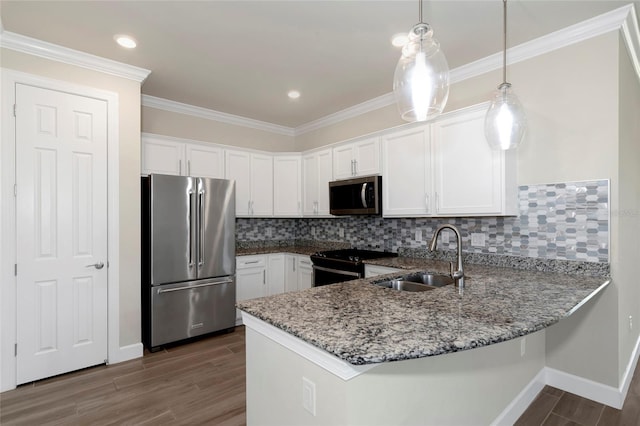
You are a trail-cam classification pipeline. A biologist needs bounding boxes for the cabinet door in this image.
[302,153,319,216]
[382,127,432,217]
[236,260,266,323]
[332,144,356,180]
[297,256,313,290]
[353,137,380,176]
[142,137,185,176]
[185,143,224,178]
[432,108,503,215]
[225,150,251,216]
[250,154,274,216]
[284,254,298,292]
[273,155,301,217]
[316,149,333,215]
[267,254,285,296]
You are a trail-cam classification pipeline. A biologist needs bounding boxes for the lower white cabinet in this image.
[236,255,267,323]
[364,264,402,278]
[297,256,313,290]
[267,254,286,295]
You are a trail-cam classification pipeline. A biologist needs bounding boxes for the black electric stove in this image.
[310,249,397,286]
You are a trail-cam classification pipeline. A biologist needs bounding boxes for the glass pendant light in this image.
[393,0,449,122]
[485,0,527,150]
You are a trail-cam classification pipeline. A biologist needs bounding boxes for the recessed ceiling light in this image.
[287,90,301,100]
[115,34,137,49]
[391,33,408,48]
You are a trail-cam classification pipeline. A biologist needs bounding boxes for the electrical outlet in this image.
[302,377,316,416]
[339,228,344,238]
[441,231,450,244]
[415,229,422,242]
[471,233,486,247]
[520,337,526,357]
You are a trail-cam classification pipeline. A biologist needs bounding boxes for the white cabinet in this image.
[267,254,286,296]
[236,255,267,323]
[141,134,224,178]
[333,137,380,180]
[273,155,302,217]
[297,256,313,290]
[282,254,313,292]
[364,264,402,278]
[382,126,432,216]
[302,148,333,216]
[431,105,516,216]
[225,150,273,217]
[382,103,516,217]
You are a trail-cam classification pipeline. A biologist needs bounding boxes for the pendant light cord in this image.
[502,0,508,85]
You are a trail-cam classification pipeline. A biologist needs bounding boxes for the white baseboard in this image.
[492,369,547,425]
[108,342,143,365]
[495,334,640,423]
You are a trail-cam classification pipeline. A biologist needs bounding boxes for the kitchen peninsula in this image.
[237,258,610,425]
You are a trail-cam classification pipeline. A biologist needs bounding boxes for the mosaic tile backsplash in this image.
[236,180,609,263]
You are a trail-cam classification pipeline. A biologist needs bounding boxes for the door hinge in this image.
[14,264,17,276]
[14,184,17,197]
[15,344,17,356]
[13,104,16,117]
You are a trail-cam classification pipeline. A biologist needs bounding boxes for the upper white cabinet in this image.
[302,148,333,216]
[382,104,516,217]
[382,126,432,216]
[142,134,224,178]
[431,105,516,216]
[225,150,273,217]
[273,155,302,217]
[333,137,380,180]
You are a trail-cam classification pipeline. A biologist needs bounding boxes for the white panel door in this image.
[15,84,108,384]
[185,143,224,178]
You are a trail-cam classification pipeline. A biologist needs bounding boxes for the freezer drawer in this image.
[149,277,236,348]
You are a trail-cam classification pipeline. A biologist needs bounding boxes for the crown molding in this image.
[142,95,295,137]
[0,30,151,83]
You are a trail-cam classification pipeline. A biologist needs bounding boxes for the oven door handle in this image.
[312,265,361,277]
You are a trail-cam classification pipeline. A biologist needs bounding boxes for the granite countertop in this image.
[236,240,350,257]
[237,259,610,365]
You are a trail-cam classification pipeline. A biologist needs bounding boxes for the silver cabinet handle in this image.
[354,159,358,176]
[425,194,430,213]
[187,160,191,176]
[178,160,182,175]
[435,192,439,213]
[86,262,104,270]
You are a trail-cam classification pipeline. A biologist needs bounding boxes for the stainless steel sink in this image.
[373,273,454,292]
[400,272,454,287]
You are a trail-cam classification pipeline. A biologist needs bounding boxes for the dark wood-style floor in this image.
[1,327,638,425]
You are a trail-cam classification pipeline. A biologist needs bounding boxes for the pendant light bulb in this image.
[485,0,526,150]
[393,3,449,122]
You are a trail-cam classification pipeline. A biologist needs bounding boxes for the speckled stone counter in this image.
[236,240,349,257]
[237,260,609,365]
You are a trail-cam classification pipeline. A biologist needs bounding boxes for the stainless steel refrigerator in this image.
[142,174,236,351]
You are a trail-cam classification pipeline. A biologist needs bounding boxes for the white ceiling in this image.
[1,1,637,128]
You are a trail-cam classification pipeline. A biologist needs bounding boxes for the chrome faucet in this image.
[429,224,465,289]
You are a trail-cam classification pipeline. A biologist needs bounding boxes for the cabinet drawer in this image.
[237,255,267,269]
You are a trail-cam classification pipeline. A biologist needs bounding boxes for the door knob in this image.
[86,262,105,270]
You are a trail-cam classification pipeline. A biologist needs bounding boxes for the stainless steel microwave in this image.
[329,175,382,216]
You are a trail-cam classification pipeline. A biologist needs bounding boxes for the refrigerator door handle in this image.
[156,278,234,294]
[198,189,205,267]
[188,190,194,267]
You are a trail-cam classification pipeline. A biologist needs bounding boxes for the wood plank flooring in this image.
[0,327,246,425]
[1,325,639,425]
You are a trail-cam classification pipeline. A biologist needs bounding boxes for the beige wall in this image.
[141,106,295,152]
[616,35,640,380]
[1,48,142,348]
